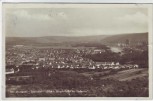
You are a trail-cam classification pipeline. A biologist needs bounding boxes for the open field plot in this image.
[101,68,148,81]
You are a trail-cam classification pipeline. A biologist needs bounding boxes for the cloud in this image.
[12,10,53,21]
[12,10,68,21]
[5,8,148,37]
[70,28,106,36]
[57,12,67,19]
[116,11,148,24]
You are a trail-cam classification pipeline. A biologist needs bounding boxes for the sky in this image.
[4,4,148,37]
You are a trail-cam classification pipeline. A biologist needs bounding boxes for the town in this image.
[6,44,142,75]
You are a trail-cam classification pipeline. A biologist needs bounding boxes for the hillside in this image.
[6,35,108,46]
[101,68,148,81]
[6,32,148,46]
[81,68,148,81]
[101,32,148,46]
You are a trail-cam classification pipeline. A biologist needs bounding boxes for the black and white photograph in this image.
[2,3,153,98]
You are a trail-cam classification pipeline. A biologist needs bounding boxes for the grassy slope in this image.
[101,68,148,81]
[6,68,148,97]
[81,68,148,81]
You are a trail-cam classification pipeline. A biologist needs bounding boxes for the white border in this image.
[0,1,153,101]
[1,0,153,3]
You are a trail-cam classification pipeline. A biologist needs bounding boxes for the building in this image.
[6,68,14,74]
[92,49,105,54]
[95,62,118,66]
[6,65,15,74]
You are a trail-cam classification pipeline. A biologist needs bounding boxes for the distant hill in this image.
[101,32,148,46]
[6,35,108,46]
[6,32,148,46]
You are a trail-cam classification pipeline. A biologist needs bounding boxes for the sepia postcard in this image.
[2,3,153,100]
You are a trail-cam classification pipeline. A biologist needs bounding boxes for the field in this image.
[81,68,148,81]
